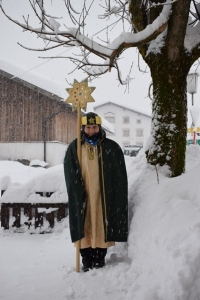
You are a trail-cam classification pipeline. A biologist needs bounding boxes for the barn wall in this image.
[0,70,77,144]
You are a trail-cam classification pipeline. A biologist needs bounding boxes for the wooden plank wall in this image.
[0,71,77,144]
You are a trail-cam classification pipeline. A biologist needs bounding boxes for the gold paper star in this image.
[88,117,95,124]
[65,79,95,111]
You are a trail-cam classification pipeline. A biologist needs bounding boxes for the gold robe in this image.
[80,143,114,249]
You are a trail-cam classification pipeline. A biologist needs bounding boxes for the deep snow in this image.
[1,145,200,300]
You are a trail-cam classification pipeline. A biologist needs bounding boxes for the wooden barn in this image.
[0,69,77,166]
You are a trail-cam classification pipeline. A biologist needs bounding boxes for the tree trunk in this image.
[129,0,193,177]
[145,52,191,177]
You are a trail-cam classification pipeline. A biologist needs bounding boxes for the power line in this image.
[10,48,71,80]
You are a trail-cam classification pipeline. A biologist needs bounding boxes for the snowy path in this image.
[0,224,130,300]
[2,148,200,300]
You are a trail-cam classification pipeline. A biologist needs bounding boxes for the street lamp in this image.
[187,71,199,144]
[187,72,198,105]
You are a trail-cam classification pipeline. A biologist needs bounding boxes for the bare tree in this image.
[1,0,200,177]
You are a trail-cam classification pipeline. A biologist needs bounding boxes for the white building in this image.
[94,101,151,149]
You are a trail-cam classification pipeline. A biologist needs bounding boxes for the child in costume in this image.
[64,112,128,271]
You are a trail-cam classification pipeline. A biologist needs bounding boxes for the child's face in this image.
[84,125,100,136]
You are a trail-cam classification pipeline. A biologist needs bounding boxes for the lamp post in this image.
[187,72,199,144]
[187,72,198,105]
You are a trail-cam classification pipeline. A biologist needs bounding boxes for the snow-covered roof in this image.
[0,69,68,104]
[93,101,151,118]
[101,117,114,134]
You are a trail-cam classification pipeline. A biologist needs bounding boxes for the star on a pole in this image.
[65,79,96,111]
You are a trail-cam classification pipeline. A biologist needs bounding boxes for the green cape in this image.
[64,137,128,243]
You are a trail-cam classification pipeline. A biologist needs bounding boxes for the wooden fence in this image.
[1,191,68,232]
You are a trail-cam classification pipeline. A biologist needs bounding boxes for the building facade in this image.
[94,101,151,149]
[0,69,77,166]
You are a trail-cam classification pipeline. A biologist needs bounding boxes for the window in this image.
[136,141,143,146]
[136,129,143,137]
[123,129,130,137]
[137,119,141,124]
[105,116,115,123]
[123,116,130,124]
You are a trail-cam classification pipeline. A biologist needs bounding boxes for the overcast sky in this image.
[0,0,199,125]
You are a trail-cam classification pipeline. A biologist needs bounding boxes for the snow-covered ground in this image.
[1,145,200,300]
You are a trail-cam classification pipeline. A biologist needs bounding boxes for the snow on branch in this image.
[146,0,178,11]
[0,0,172,82]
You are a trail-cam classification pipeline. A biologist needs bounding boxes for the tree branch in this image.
[0,0,170,78]
[109,22,167,70]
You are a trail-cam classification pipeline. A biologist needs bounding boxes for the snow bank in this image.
[0,163,67,203]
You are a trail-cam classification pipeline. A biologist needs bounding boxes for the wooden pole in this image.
[65,78,96,272]
[76,103,81,272]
